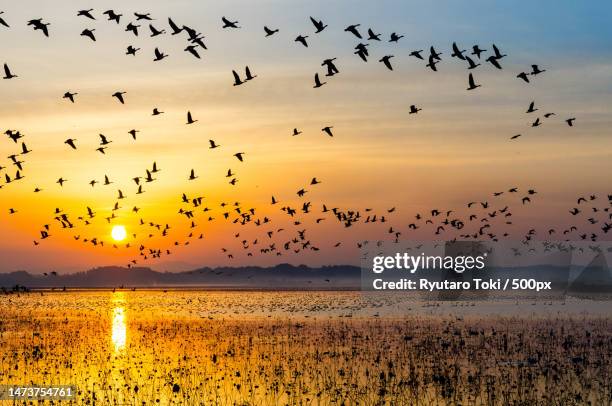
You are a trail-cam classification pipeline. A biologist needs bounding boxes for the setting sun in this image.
[111,226,127,242]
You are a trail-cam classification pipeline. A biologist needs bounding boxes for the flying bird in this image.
[313,73,326,88]
[125,22,140,36]
[531,64,546,75]
[102,10,121,23]
[153,48,167,61]
[310,17,327,33]
[232,70,244,86]
[77,9,95,20]
[467,73,481,90]
[344,24,362,38]
[367,28,381,41]
[295,35,308,47]
[64,139,77,149]
[27,18,50,37]
[451,42,466,60]
[322,126,334,137]
[0,11,10,27]
[517,72,530,83]
[112,91,126,104]
[379,55,394,70]
[264,26,278,37]
[80,28,96,41]
[63,91,77,102]
[149,24,165,37]
[184,45,200,59]
[245,66,256,80]
[389,32,403,42]
[3,63,17,79]
[186,111,197,124]
[126,45,140,56]
[222,17,239,28]
[168,18,182,35]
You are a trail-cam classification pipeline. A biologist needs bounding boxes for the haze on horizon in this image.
[0,0,611,274]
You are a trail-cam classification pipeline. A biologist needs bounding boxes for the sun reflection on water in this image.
[111,293,126,352]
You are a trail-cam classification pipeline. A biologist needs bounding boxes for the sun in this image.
[111,225,127,242]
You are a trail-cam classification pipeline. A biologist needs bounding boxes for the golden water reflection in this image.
[111,293,126,352]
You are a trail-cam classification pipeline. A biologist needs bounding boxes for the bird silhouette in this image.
[184,45,201,59]
[313,73,326,88]
[492,44,506,59]
[465,56,480,69]
[344,24,361,38]
[0,11,9,28]
[64,139,77,149]
[188,169,198,180]
[153,48,168,61]
[102,10,121,23]
[389,32,403,42]
[149,24,165,37]
[264,26,279,37]
[80,28,96,41]
[310,17,327,33]
[379,55,394,70]
[486,56,502,69]
[126,45,140,56]
[99,134,112,145]
[467,73,481,90]
[451,42,466,60]
[168,17,182,34]
[3,63,17,79]
[234,152,245,162]
[472,45,486,58]
[125,22,140,36]
[152,108,164,115]
[409,105,422,114]
[128,129,139,140]
[322,58,339,76]
[28,18,50,37]
[531,64,546,75]
[77,9,95,20]
[222,17,240,28]
[526,101,537,113]
[245,66,256,80]
[322,126,334,137]
[112,91,126,104]
[63,91,77,102]
[134,12,153,21]
[186,111,197,124]
[517,72,530,83]
[367,28,381,41]
[209,139,220,149]
[295,35,308,47]
[232,70,244,86]
[292,128,302,136]
[566,118,576,127]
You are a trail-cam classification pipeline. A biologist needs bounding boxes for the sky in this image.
[0,0,611,273]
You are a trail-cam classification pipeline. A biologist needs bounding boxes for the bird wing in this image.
[468,73,476,87]
[232,70,241,84]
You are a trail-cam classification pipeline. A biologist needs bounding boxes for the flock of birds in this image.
[0,8,609,270]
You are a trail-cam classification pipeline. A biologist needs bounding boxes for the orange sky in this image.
[0,1,611,273]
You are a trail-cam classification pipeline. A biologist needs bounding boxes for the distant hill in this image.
[0,264,362,290]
